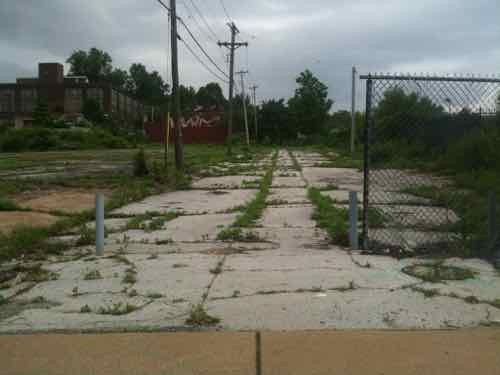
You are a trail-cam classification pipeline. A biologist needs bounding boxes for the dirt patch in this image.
[402,263,476,283]
[15,189,109,214]
[0,212,62,234]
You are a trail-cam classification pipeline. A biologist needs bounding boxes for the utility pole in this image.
[250,85,258,142]
[218,23,248,154]
[236,70,249,146]
[170,0,183,169]
[351,66,356,155]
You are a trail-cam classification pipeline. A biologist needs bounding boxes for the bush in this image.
[0,128,132,152]
[133,148,149,177]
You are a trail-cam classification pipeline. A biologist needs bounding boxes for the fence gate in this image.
[360,74,500,257]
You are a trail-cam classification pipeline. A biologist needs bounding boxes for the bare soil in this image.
[0,212,61,233]
[15,189,109,214]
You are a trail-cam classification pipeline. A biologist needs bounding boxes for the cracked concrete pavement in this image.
[1,149,500,333]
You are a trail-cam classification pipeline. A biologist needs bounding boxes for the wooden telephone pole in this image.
[218,23,248,154]
[249,85,258,142]
[236,70,249,146]
[170,0,183,169]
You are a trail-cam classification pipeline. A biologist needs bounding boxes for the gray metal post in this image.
[488,191,498,261]
[95,193,105,256]
[351,66,356,154]
[362,77,373,250]
[349,191,359,250]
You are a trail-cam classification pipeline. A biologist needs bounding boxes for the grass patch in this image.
[97,302,139,316]
[403,263,476,283]
[122,267,138,284]
[308,187,350,246]
[0,197,23,211]
[185,304,221,326]
[83,269,102,280]
[288,150,302,171]
[216,227,262,242]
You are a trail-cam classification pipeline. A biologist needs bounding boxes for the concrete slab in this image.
[191,175,261,189]
[322,190,361,203]
[267,188,309,205]
[112,189,257,216]
[109,213,238,243]
[302,167,362,188]
[271,177,306,188]
[259,206,316,228]
[207,289,499,330]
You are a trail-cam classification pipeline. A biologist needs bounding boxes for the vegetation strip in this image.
[217,151,278,241]
[308,187,350,247]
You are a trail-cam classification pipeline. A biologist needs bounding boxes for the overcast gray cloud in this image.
[1,0,499,109]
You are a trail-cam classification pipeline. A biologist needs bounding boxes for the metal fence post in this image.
[362,76,373,250]
[349,191,359,250]
[96,193,105,256]
[488,191,498,263]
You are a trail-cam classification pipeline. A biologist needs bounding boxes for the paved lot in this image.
[1,329,499,375]
[1,149,500,333]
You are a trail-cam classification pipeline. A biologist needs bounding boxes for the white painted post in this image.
[95,193,105,256]
[349,191,358,250]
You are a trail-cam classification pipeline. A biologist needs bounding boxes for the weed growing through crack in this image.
[147,292,163,299]
[403,263,476,283]
[83,269,102,280]
[80,304,92,313]
[308,187,350,247]
[122,268,137,284]
[288,150,302,171]
[210,260,224,275]
[185,304,220,326]
[98,302,139,316]
[172,263,188,268]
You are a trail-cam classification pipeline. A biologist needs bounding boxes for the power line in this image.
[219,0,232,23]
[179,36,229,84]
[177,17,230,79]
[188,0,221,42]
[156,0,170,12]
[156,0,230,83]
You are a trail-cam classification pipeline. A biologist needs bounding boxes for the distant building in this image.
[0,62,151,128]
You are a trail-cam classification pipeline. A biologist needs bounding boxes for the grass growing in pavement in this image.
[402,263,476,283]
[185,304,220,326]
[288,150,302,171]
[308,187,350,247]
[216,151,278,241]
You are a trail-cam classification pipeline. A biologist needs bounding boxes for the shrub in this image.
[133,148,149,177]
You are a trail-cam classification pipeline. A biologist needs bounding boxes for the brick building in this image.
[0,62,150,128]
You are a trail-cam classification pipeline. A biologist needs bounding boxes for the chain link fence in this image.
[360,74,500,259]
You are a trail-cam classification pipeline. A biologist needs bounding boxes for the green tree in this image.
[259,99,290,144]
[82,98,104,125]
[127,63,169,106]
[196,83,226,109]
[108,68,130,91]
[375,88,444,141]
[66,48,113,82]
[33,100,51,127]
[178,85,197,115]
[288,70,333,136]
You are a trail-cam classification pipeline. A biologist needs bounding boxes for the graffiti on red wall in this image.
[144,107,227,144]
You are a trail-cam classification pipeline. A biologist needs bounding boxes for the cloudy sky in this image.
[1,0,499,109]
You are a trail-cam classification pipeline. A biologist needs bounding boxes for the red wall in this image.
[144,110,227,144]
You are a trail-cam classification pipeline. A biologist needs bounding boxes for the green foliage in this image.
[375,88,444,142]
[82,98,104,124]
[0,128,131,152]
[33,100,52,127]
[67,48,113,83]
[259,99,291,144]
[288,70,333,136]
[308,188,349,246]
[0,226,68,261]
[133,148,149,177]
[195,82,226,109]
[185,304,220,326]
[0,197,21,211]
